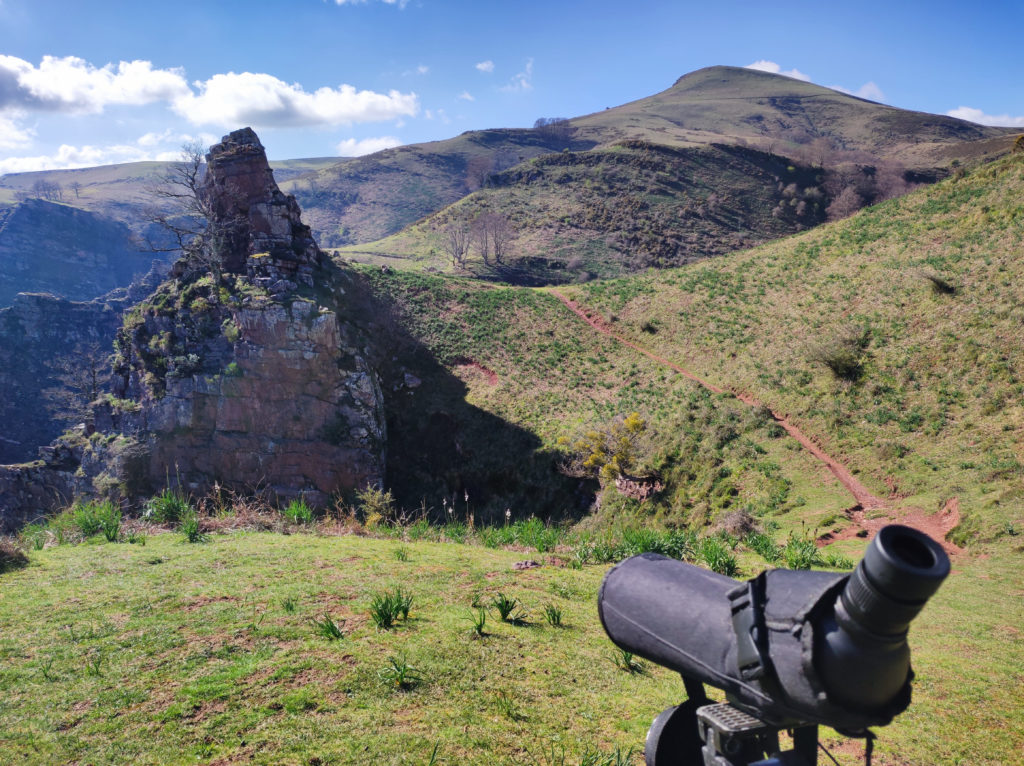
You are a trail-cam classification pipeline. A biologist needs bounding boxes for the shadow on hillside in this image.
[340,266,594,525]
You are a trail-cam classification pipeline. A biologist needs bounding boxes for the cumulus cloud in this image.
[829,81,886,102]
[173,72,419,128]
[501,59,533,92]
[0,142,165,174]
[0,114,33,150]
[475,60,494,74]
[745,60,811,82]
[335,136,402,156]
[457,91,474,101]
[0,54,189,113]
[946,106,1024,128]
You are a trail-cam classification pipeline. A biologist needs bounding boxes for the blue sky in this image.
[1,0,1021,172]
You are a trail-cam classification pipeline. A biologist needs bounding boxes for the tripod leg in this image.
[790,725,818,766]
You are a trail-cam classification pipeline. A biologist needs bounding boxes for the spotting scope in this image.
[598,524,949,765]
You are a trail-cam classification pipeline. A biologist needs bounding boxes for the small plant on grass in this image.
[819,548,854,569]
[85,650,104,677]
[180,512,207,544]
[310,613,345,640]
[744,531,782,563]
[378,654,424,691]
[612,647,645,674]
[468,607,487,637]
[96,501,121,542]
[281,596,297,614]
[281,498,313,525]
[495,690,525,721]
[394,546,410,562]
[145,489,192,524]
[491,593,529,625]
[696,536,738,576]
[73,501,103,538]
[782,534,820,570]
[369,588,412,630]
[543,603,563,627]
[17,522,48,551]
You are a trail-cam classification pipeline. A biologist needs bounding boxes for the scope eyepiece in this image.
[840,524,950,637]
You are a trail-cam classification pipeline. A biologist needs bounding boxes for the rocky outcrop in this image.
[0,199,165,306]
[1,128,386,525]
[197,127,323,289]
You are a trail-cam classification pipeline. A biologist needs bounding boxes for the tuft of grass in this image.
[281,498,313,525]
[495,690,525,721]
[180,513,208,544]
[281,595,297,614]
[543,604,563,628]
[310,613,345,640]
[468,607,487,637]
[782,534,820,570]
[378,654,425,691]
[695,536,738,576]
[145,489,192,525]
[611,647,645,674]
[369,588,412,630]
[491,593,529,625]
[96,501,121,542]
[394,545,410,562]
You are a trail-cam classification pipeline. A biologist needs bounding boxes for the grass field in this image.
[1,522,1020,765]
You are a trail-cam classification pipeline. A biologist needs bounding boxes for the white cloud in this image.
[457,91,474,101]
[744,60,811,82]
[0,142,158,173]
[335,136,402,156]
[173,72,419,128]
[829,81,886,102]
[475,60,494,74]
[501,58,534,92]
[946,106,1024,128]
[0,114,33,150]
[0,54,189,114]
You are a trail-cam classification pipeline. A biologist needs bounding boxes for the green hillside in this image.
[338,142,830,283]
[558,152,1024,541]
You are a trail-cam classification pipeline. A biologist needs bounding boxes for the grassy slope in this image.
[360,268,852,529]
[337,142,827,283]
[559,153,1024,541]
[570,66,1015,166]
[1,529,1020,765]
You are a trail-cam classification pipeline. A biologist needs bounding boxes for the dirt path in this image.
[550,290,963,551]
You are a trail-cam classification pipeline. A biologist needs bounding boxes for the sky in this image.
[0,0,1021,173]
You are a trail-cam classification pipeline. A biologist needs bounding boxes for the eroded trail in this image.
[550,290,887,511]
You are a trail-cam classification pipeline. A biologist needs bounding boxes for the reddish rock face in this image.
[201,127,322,284]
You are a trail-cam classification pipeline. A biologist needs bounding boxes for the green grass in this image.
[1,527,1018,764]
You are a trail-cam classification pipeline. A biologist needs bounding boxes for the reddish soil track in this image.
[550,290,961,552]
[551,290,885,510]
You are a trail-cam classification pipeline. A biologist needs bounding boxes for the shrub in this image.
[0,539,29,573]
[807,325,869,380]
[356,486,398,526]
[782,534,820,570]
[73,501,104,538]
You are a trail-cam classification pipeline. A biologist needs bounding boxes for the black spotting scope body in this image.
[598,524,949,735]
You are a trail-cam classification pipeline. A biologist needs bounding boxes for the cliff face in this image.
[0,199,163,306]
[0,263,169,464]
[0,128,385,527]
[103,129,383,505]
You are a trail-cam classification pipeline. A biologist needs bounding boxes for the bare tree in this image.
[485,212,514,264]
[442,220,470,266]
[144,140,238,293]
[465,155,494,191]
[533,117,574,148]
[70,180,82,199]
[471,214,491,264]
[31,179,64,202]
